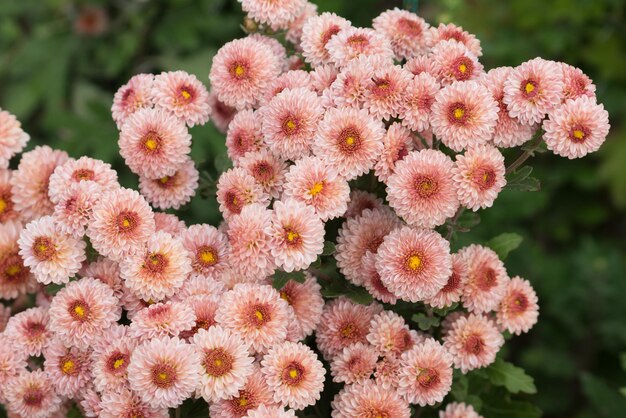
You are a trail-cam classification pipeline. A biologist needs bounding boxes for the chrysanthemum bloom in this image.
[225,109,264,165]
[262,70,313,104]
[452,144,506,211]
[0,335,28,401]
[376,226,452,302]
[397,338,453,406]
[227,204,276,280]
[480,67,537,148]
[372,8,430,60]
[241,0,306,30]
[129,301,196,341]
[119,107,191,179]
[335,207,402,286]
[209,91,237,133]
[217,283,290,353]
[285,1,318,45]
[248,33,289,69]
[239,150,288,199]
[300,12,351,67]
[92,335,137,393]
[399,72,441,133]
[111,73,155,128]
[316,297,382,360]
[458,244,507,313]
[152,70,210,127]
[128,336,200,409]
[181,224,230,280]
[275,272,324,340]
[375,355,402,390]
[428,23,482,57]
[363,64,414,120]
[244,404,297,418]
[559,63,596,102]
[79,386,103,418]
[261,341,325,410]
[496,276,539,335]
[192,325,254,402]
[404,54,439,77]
[0,221,37,299]
[374,123,415,183]
[100,388,169,418]
[81,257,123,298]
[314,107,384,180]
[327,54,378,108]
[424,253,468,309]
[52,181,102,238]
[10,145,69,222]
[209,366,274,418]
[154,212,186,235]
[121,230,192,302]
[362,252,398,305]
[367,310,416,356]
[439,402,483,418]
[310,64,339,93]
[4,370,63,418]
[386,150,459,228]
[0,170,18,223]
[543,96,610,159]
[216,167,270,219]
[139,157,199,210]
[18,216,86,285]
[209,37,282,109]
[503,58,565,125]
[345,190,384,218]
[331,379,411,418]
[0,109,29,169]
[330,342,378,384]
[4,307,52,357]
[430,80,499,152]
[179,294,221,339]
[326,27,394,68]
[260,88,324,161]
[443,314,504,373]
[47,156,118,204]
[43,339,92,397]
[431,40,484,85]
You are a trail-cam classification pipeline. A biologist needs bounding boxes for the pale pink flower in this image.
[503,58,565,125]
[559,62,596,102]
[328,54,377,108]
[443,314,504,373]
[373,8,431,60]
[0,221,37,299]
[47,156,118,204]
[326,27,394,68]
[119,107,191,179]
[0,169,18,223]
[543,96,610,159]
[129,301,196,341]
[100,387,169,418]
[0,109,29,169]
[4,370,62,418]
[364,64,414,120]
[344,189,384,218]
[52,181,102,238]
[331,379,411,418]
[424,253,468,309]
[154,212,186,235]
[330,342,378,384]
[441,311,467,335]
[81,257,123,298]
[310,64,339,93]
[431,40,484,85]
[275,272,324,340]
[362,251,398,304]
[458,244,507,313]
[244,404,297,418]
[209,91,237,133]
[111,73,155,128]
[440,402,483,418]
[0,334,28,401]
[92,335,137,393]
[262,70,313,104]
[179,294,221,340]
[496,276,539,335]
[241,0,306,30]
[429,23,482,57]
[139,157,198,209]
[375,122,415,183]
[121,230,192,302]
[404,54,439,77]
[286,1,318,45]
[152,70,211,127]
[248,33,289,71]
[209,37,282,109]
[226,109,265,165]
[399,72,441,132]
[43,339,92,397]
[78,386,102,418]
[375,355,402,390]
[182,224,230,279]
[216,167,270,219]
[367,310,416,356]
[240,149,288,199]
[301,12,352,67]
[386,149,459,228]
[209,366,274,418]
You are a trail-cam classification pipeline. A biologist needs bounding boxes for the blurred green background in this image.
[1,0,625,417]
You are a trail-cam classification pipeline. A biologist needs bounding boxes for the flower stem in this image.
[445,207,466,241]
[175,407,181,418]
[505,131,544,174]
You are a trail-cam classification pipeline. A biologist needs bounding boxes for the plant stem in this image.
[505,131,544,174]
[175,407,181,418]
[445,207,466,241]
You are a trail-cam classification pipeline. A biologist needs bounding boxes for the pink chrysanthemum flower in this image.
[4,307,52,357]
[424,253,468,309]
[152,70,210,127]
[543,95,610,159]
[119,107,191,179]
[128,336,200,409]
[275,272,324,340]
[0,334,28,400]
[121,230,192,302]
[262,70,313,104]
[326,27,394,68]
[111,73,155,128]
[331,379,411,418]
[244,404,297,418]
[18,216,86,285]
[239,150,288,199]
[226,204,276,280]
[503,58,565,125]
[226,109,264,165]
[429,23,482,57]
[216,167,270,219]
[179,294,221,339]
[139,157,198,210]
[300,12,352,67]
[559,62,596,102]
[129,301,196,341]
[452,144,506,211]
[270,199,325,272]
[398,338,453,406]
[367,310,416,356]
[431,80,499,152]
[458,244,507,313]
[261,341,325,410]
[362,252,398,305]
[330,342,378,384]
[81,257,123,298]
[335,207,402,286]
[316,297,382,359]
[440,402,483,418]
[375,355,402,390]
[10,146,69,222]
[480,67,537,148]
[285,1,318,46]
[0,170,18,223]
[405,54,439,77]
[376,226,452,302]
[496,276,539,335]
[375,123,415,183]
[327,54,377,108]
[399,72,441,132]
[154,212,186,235]
[0,221,37,299]
[248,33,290,72]
[386,149,459,228]
[310,64,339,94]
[216,283,290,353]
[373,8,430,60]
[210,37,282,109]
[47,156,118,204]
[182,224,230,280]
[345,190,384,218]
[241,0,306,30]
[4,370,62,418]
[314,107,385,180]
[52,181,102,238]
[443,314,504,373]
[192,325,254,402]
[92,335,137,393]
[79,386,103,418]
[209,91,237,133]
[0,109,29,169]
[261,88,324,161]
[44,339,92,397]
[364,64,414,120]
[100,388,169,418]
[87,187,156,261]
[209,366,274,418]
[431,40,484,85]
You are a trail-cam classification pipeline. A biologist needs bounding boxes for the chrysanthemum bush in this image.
[0,1,611,417]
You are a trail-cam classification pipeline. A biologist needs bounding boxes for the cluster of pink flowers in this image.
[0,1,610,417]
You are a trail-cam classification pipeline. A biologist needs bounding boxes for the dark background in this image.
[0,0,625,416]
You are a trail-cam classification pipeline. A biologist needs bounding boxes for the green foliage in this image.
[272,270,306,290]
[486,233,523,260]
[485,358,537,395]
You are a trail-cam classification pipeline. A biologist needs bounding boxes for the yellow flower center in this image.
[74,305,85,318]
[62,360,75,375]
[345,136,355,146]
[200,249,215,264]
[113,358,125,369]
[235,65,245,77]
[573,129,585,140]
[238,396,249,407]
[157,372,168,382]
[144,138,158,150]
[453,108,465,119]
[181,90,191,100]
[308,182,324,196]
[5,264,20,277]
[286,120,296,130]
[288,368,299,379]
[159,176,170,184]
[254,310,264,322]
[407,255,422,271]
[525,82,535,94]
[287,231,299,242]
[459,63,467,73]
[214,358,223,367]
[0,198,6,214]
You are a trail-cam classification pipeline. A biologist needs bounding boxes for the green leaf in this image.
[411,313,441,331]
[581,373,626,417]
[486,233,524,260]
[506,166,533,183]
[322,241,336,256]
[485,358,537,394]
[451,372,468,401]
[620,352,626,371]
[457,211,481,230]
[507,175,541,192]
[621,387,626,397]
[433,302,458,317]
[481,397,541,418]
[345,286,374,305]
[271,270,306,290]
